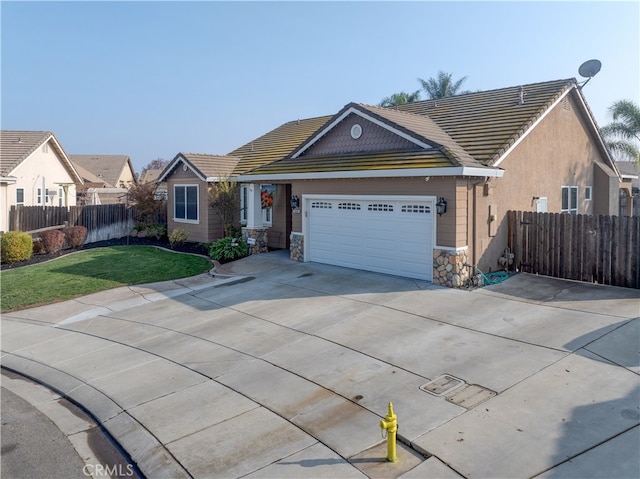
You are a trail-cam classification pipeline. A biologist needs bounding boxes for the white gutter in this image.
[0,176,17,183]
[235,166,504,182]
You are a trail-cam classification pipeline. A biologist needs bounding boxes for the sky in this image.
[2,1,639,175]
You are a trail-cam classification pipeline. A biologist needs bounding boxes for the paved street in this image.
[2,250,639,478]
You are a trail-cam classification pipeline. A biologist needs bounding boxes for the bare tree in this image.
[209,178,240,237]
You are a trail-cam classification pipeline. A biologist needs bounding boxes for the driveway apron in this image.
[2,251,638,479]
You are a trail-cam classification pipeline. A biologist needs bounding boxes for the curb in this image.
[1,354,190,479]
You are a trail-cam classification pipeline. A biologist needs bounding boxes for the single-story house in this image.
[70,154,137,204]
[161,78,621,286]
[0,130,83,232]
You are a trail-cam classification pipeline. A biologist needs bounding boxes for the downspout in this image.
[471,180,478,267]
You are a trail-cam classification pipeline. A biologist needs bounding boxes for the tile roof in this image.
[1,130,54,176]
[179,153,241,179]
[1,130,83,183]
[235,78,583,178]
[139,168,163,184]
[70,155,134,187]
[395,79,575,165]
[228,116,333,174]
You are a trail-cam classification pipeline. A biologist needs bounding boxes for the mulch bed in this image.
[1,236,213,271]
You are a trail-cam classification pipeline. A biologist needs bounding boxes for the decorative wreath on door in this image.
[261,189,274,208]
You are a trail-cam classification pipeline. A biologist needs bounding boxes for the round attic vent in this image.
[182,164,188,172]
[350,124,362,139]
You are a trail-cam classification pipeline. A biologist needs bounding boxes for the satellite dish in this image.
[577,59,601,90]
[578,59,601,78]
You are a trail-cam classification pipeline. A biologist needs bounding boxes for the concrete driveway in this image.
[2,250,639,479]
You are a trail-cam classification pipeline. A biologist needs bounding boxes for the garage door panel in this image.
[308,196,434,281]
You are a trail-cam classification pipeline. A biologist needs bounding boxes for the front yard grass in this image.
[0,246,212,312]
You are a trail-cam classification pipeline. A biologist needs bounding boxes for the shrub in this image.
[41,229,65,254]
[65,226,88,249]
[32,238,46,255]
[1,231,33,263]
[168,227,189,248]
[208,236,248,261]
[145,223,166,240]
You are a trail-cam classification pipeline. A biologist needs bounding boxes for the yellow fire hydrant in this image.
[379,402,398,462]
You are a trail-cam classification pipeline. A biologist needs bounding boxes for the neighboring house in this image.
[162,78,622,286]
[139,168,167,200]
[0,130,83,232]
[158,153,240,243]
[70,154,137,204]
[615,160,639,216]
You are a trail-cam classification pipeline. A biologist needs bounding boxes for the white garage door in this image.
[307,196,435,280]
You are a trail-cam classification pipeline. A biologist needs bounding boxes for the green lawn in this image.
[0,246,212,312]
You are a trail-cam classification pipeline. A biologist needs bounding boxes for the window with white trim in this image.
[16,188,24,205]
[174,184,199,222]
[561,186,578,214]
[260,184,274,226]
[37,188,42,204]
[585,186,592,201]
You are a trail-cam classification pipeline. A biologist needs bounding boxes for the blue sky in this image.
[2,1,639,174]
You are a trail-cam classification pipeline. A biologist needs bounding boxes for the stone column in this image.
[289,232,304,261]
[242,227,268,255]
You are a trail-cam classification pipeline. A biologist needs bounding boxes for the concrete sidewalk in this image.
[2,250,639,478]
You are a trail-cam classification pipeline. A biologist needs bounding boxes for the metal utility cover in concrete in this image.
[447,384,496,409]
[420,375,465,397]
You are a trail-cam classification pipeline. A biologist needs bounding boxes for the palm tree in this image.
[418,71,470,100]
[601,99,640,165]
[378,90,422,107]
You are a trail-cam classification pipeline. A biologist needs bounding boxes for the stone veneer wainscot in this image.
[433,248,470,288]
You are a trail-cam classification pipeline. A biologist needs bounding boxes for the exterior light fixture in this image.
[290,195,300,210]
[436,197,447,216]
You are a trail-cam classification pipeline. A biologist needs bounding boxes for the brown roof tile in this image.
[70,155,135,187]
[179,153,240,179]
[395,79,575,165]
[229,116,333,174]
[1,130,83,183]
[1,130,55,176]
[236,79,577,177]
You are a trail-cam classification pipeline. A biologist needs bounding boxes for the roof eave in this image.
[158,153,207,182]
[235,166,504,182]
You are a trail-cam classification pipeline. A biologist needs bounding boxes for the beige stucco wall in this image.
[116,162,136,188]
[472,93,617,272]
[1,139,78,231]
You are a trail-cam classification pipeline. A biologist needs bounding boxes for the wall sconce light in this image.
[290,195,300,210]
[436,197,447,216]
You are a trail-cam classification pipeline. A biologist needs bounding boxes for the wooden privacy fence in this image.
[9,205,135,244]
[507,211,640,289]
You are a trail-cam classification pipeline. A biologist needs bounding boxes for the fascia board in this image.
[572,89,622,180]
[235,166,504,182]
[48,134,83,184]
[158,154,207,182]
[493,89,570,168]
[0,176,17,183]
[291,107,433,158]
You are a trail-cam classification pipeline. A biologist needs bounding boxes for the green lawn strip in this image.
[0,246,212,312]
